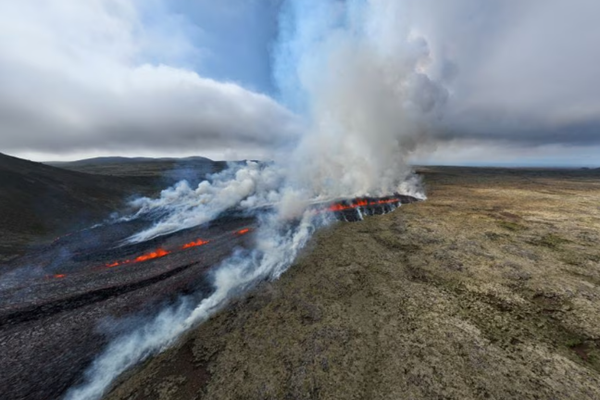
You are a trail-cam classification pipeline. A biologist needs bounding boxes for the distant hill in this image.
[0,153,161,261]
[47,156,229,183]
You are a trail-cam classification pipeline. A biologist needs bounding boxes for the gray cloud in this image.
[409,0,600,147]
[0,1,300,159]
[1,0,599,165]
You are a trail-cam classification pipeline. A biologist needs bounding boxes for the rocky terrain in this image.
[0,154,230,262]
[0,153,159,262]
[106,167,600,400]
[1,153,421,400]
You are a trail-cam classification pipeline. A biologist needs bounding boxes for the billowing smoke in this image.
[127,162,286,243]
[274,0,447,199]
[65,1,434,399]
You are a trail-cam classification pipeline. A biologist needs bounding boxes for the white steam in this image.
[277,0,447,199]
[127,162,285,243]
[124,0,440,243]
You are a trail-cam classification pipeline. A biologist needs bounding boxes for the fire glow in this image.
[236,228,251,236]
[182,239,210,249]
[327,197,401,212]
[105,239,210,269]
[134,248,170,263]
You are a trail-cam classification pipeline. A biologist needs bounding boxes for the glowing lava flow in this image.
[46,227,258,280]
[104,240,210,269]
[182,239,210,249]
[105,248,171,268]
[327,197,401,212]
[134,248,170,263]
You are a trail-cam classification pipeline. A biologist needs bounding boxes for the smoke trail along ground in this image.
[126,162,285,243]
[64,210,326,400]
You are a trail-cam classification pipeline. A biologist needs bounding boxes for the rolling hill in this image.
[0,153,159,261]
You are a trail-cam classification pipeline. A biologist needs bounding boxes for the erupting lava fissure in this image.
[319,194,420,222]
[45,194,419,282]
[327,197,401,212]
[324,194,417,213]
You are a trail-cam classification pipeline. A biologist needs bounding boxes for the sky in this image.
[0,0,599,166]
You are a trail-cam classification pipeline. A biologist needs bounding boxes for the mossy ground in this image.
[106,167,600,400]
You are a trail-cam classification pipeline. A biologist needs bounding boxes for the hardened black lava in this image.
[0,194,419,400]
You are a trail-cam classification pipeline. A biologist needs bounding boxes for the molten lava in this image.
[182,239,210,249]
[327,197,400,212]
[54,274,66,279]
[236,228,251,235]
[100,236,213,272]
[134,248,170,263]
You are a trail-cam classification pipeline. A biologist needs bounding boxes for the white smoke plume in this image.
[275,0,447,199]
[65,1,434,399]
[127,161,286,243]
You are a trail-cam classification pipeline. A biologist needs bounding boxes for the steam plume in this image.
[65,1,433,399]
[275,0,446,199]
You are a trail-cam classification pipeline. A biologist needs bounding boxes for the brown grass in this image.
[106,167,600,400]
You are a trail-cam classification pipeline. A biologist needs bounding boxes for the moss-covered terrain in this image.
[106,167,600,400]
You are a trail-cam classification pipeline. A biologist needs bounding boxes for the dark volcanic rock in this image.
[0,153,158,259]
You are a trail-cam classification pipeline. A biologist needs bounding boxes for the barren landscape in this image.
[105,167,600,400]
[3,2,600,399]
[0,153,416,400]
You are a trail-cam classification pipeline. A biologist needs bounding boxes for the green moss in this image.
[530,233,570,249]
[565,337,584,348]
[485,231,509,241]
[497,221,527,232]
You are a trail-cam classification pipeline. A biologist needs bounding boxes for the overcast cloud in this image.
[0,0,299,160]
[415,0,600,147]
[1,0,599,165]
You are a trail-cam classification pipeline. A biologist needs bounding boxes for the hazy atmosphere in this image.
[2,2,600,400]
[1,0,599,165]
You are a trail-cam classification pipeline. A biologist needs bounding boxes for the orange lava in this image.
[182,239,210,249]
[101,237,210,271]
[328,198,399,212]
[134,248,170,263]
[51,234,215,278]
[236,228,251,235]
[106,262,121,268]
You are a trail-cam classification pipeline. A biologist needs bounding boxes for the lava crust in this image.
[0,195,418,400]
